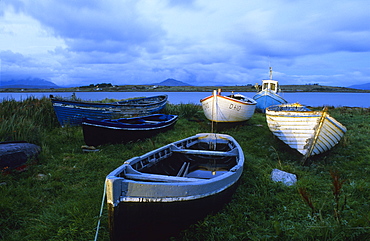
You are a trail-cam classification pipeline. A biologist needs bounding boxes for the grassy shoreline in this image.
[1,97,370,240]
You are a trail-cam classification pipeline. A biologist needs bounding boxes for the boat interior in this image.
[268,104,311,112]
[226,93,256,104]
[119,137,239,181]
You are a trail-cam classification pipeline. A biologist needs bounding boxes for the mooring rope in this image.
[94,181,107,241]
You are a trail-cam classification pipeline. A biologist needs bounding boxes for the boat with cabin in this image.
[253,67,288,112]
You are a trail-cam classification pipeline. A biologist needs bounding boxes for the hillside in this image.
[1,76,369,93]
[348,83,370,90]
[0,77,59,89]
[153,78,192,86]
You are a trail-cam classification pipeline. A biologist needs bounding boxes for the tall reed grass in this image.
[0,97,59,144]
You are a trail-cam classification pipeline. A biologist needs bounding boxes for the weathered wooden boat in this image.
[50,94,168,127]
[253,67,288,113]
[0,141,41,173]
[200,89,256,122]
[82,114,178,146]
[106,133,244,240]
[265,103,347,163]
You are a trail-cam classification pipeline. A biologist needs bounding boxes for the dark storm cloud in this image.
[1,0,369,87]
[9,1,165,55]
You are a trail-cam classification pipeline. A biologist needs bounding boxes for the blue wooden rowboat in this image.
[253,67,287,113]
[82,114,178,146]
[106,133,244,240]
[50,94,168,127]
[0,141,41,173]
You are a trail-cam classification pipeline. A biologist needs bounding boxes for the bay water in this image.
[1,91,369,108]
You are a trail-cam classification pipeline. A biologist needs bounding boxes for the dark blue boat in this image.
[82,114,178,146]
[50,95,168,127]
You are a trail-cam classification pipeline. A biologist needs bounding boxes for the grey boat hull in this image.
[106,133,244,240]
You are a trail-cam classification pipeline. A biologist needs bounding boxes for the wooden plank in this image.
[172,149,238,157]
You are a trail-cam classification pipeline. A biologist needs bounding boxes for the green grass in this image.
[1,98,370,240]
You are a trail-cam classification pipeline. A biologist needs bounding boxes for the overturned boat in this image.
[0,141,41,173]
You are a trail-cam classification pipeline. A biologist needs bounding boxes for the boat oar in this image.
[301,107,328,165]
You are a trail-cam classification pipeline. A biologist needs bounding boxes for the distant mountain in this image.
[153,78,192,86]
[348,83,370,90]
[0,77,60,89]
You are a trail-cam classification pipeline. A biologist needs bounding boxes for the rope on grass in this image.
[94,181,107,241]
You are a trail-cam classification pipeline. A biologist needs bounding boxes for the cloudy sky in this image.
[0,0,369,87]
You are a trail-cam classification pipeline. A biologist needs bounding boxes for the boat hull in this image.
[0,141,41,173]
[200,93,256,122]
[266,104,347,157]
[51,95,168,127]
[108,180,239,241]
[253,90,287,113]
[106,133,244,240]
[82,114,178,146]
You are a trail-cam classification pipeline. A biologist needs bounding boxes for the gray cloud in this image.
[1,0,369,87]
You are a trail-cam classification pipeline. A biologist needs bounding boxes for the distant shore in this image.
[0,84,369,93]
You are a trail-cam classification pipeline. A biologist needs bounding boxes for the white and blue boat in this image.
[106,133,244,240]
[50,94,168,127]
[253,67,287,113]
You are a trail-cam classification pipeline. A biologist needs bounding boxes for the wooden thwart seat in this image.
[171,148,238,157]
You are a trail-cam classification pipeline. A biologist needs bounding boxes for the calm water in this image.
[1,91,369,107]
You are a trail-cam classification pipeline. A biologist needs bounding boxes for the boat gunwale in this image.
[106,133,244,205]
[253,90,288,103]
[82,115,178,130]
[51,94,168,107]
[119,175,240,203]
[266,110,347,134]
[200,94,256,106]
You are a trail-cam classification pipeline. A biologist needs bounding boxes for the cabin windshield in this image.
[270,83,276,91]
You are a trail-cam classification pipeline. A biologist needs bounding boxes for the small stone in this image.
[271,169,297,186]
[35,173,48,180]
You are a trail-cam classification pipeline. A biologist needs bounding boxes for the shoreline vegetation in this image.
[1,84,369,93]
[1,97,370,240]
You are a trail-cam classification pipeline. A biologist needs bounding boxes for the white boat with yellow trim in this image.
[265,103,346,162]
[200,89,256,122]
